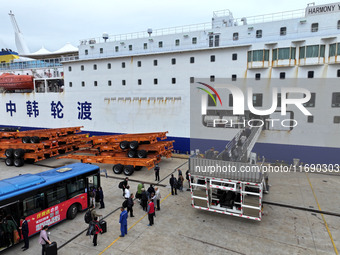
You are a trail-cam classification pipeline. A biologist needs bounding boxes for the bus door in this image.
[86,175,99,206]
[0,201,21,247]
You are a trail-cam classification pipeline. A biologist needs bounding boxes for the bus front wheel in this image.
[67,204,78,219]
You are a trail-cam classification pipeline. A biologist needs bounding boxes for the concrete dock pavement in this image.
[0,157,339,255]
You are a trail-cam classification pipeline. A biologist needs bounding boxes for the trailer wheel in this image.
[22,136,30,143]
[123,165,134,176]
[14,149,25,158]
[127,150,137,158]
[67,204,78,219]
[30,136,40,143]
[119,141,130,150]
[129,141,139,150]
[113,164,123,174]
[134,166,143,171]
[137,150,147,158]
[5,158,14,166]
[14,158,24,167]
[5,148,14,158]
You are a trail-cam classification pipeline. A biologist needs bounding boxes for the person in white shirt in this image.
[124,186,130,199]
[154,187,161,210]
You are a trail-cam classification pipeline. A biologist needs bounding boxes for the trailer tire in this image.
[30,136,40,143]
[67,204,78,219]
[123,165,134,176]
[137,150,147,158]
[113,164,123,174]
[5,158,14,166]
[22,136,30,143]
[127,150,137,158]
[129,141,139,150]
[14,149,25,158]
[134,166,143,171]
[14,158,24,167]
[5,148,14,158]
[119,141,130,150]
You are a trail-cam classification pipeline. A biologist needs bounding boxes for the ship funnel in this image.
[147,28,153,37]
[102,32,109,42]
[241,17,247,25]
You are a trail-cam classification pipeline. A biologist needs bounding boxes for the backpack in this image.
[84,210,93,224]
[122,199,128,208]
[86,222,95,236]
[118,181,124,189]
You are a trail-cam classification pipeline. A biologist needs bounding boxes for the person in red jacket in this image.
[147,199,155,226]
[92,216,103,246]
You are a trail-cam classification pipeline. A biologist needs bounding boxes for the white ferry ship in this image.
[1,2,340,164]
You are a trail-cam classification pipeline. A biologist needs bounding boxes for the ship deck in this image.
[1,156,340,255]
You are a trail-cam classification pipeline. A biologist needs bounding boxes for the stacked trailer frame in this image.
[189,156,267,221]
[0,127,89,167]
[58,132,174,176]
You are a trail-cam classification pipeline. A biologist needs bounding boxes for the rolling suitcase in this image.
[99,220,107,233]
[45,241,57,255]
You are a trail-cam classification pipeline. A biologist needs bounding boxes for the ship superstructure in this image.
[1,2,340,163]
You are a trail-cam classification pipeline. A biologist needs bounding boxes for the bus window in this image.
[23,193,45,216]
[46,185,66,208]
[67,179,85,198]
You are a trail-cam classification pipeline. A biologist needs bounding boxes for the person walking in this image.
[119,207,128,237]
[141,188,148,211]
[39,225,51,255]
[89,186,96,208]
[98,187,105,209]
[19,216,29,251]
[147,184,155,199]
[154,187,161,210]
[178,174,184,192]
[124,185,131,199]
[127,194,135,217]
[154,163,160,181]
[177,168,182,177]
[169,174,177,195]
[90,207,102,220]
[119,177,129,197]
[92,216,103,246]
[136,182,144,200]
[147,199,155,226]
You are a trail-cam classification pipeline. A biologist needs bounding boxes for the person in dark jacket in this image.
[98,187,105,209]
[19,216,29,250]
[141,189,148,211]
[92,217,103,246]
[127,194,134,217]
[154,163,160,181]
[147,184,155,199]
[169,174,177,195]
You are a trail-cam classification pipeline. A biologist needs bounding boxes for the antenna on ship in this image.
[102,32,109,42]
[147,28,153,37]
[8,10,30,55]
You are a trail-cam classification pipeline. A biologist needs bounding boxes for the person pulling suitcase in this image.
[39,225,53,255]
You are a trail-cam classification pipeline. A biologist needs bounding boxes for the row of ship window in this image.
[84,21,340,55]
[68,54,237,72]
[248,43,340,62]
[70,42,340,74]
[67,68,340,89]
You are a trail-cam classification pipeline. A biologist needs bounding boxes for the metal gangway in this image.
[217,125,263,162]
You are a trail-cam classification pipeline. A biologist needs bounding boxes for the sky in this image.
[0,0,334,53]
